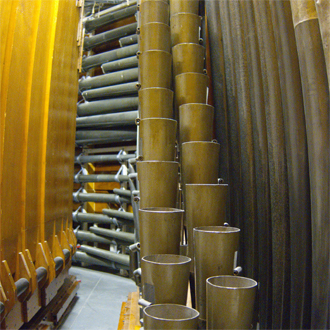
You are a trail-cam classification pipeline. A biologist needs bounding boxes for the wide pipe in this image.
[73,192,130,204]
[89,226,135,243]
[101,56,138,73]
[102,208,134,221]
[138,23,171,53]
[74,174,129,183]
[139,0,169,25]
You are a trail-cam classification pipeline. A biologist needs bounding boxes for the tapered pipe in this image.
[194,226,240,321]
[75,230,119,245]
[206,276,257,330]
[82,44,138,72]
[75,154,135,164]
[119,34,138,47]
[138,118,177,161]
[85,5,137,33]
[171,13,201,47]
[172,43,205,76]
[76,111,137,129]
[137,161,179,208]
[138,23,171,53]
[181,141,219,185]
[75,130,136,144]
[78,245,130,266]
[185,184,228,270]
[141,254,191,304]
[74,251,129,270]
[113,188,132,198]
[139,0,169,25]
[79,68,138,92]
[143,304,199,330]
[102,208,134,221]
[89,227,135,243]
[73,212,125,226]
[73,192,130,204]
[138,51,172,89]
[179,104,214,144]
[291,1,330,328]
[101,56,138,73]
[82,82,138,101]
[139,88,173,119]
[170,0,199,16]
[139,207,183,258]
[74,174,129,183]
[84,22,138,51]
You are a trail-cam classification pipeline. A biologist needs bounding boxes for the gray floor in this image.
[59,266,137,330]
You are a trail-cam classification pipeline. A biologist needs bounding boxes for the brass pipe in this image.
[139,0,169,25]
[194,226,240,321]
[141,254,191,305]
[139,87,173,119]
[138,23,171,53]
[206,275,257,330]
[137,161,179,208]
[170,0,199,16]
[138,118,177,161]
[143,304,199,329]
[139,207,183,258]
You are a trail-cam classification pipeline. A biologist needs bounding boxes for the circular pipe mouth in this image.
[194,226,240,234]
[139,207,184,213]
[144,304,199,321]
[185,183,228,187]
[142,254,191,265]
[182,140,220,146]
[207,275,257,289]
[136,160,179,164]
[140,118,177,123]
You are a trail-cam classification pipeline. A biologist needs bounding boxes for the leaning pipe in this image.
[73,192,130,204]
[75,153,135,164]
[119,34,138,47]
[89,226,135,243]
[75,130,137,145]
[113,188,132,198]
[74,174,129,183]
[102,208,134,221]
[75,230,127,245]
[78,245,130,266]
[73,212,128,226]
[101,55,138,73]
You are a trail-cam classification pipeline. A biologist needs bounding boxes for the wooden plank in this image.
[117,302,127,330]
[119,291,141,330]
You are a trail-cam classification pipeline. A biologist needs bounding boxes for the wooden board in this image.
[118,291,141,330]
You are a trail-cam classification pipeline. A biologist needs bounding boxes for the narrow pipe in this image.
[75,153,135,164]
[84,22,138,51]
[36,267,47,283]
[101,55,138,73]
[79,68,138,92]
[113,188,132,197]
[76,111,138,128]
[75,130,136,143]
[73,192,130,204]
[74,174,129,183]
[78,245,130,266]
[85,5,137,33]
[89,226,135,243]
[73,212,129,226]
[102,208,134,221]
[77,97,138,116]
[15,278,30,298]
[119,34,138,47]
[82,44,138,72]
[82,82,138,101]
[75,230,124,245]
[87,0,137,19]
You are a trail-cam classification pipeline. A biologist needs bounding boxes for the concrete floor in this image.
[59,266,137,330]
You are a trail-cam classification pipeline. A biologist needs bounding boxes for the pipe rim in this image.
[194,226,240,234]
[171,12,201,19]
[139,207,184,213]
[137,160,179,164]
[207,275,257,289]
[140,118,177,123]
[142,254,191,265]
[175,72,208,79]
[179,103,214,110]
[144,304,199,321]
[182,141,220,146]
[140,22,170,29]
[186,183,228,187]
[139,87,173,93]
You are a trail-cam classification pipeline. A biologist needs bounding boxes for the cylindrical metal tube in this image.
[139,0,169,25]
[82,44,138,72]
[54,257,64,272]
[144,304,199,330]
[15,278,30,298]
[89,227,135,243]
[79,68,138,92]
[194,226,240,321]
[74,174,129,183]
[141,254,191,304]
[101,56,138,73]
[78,245,130,266]
[73,212,123,225]
[75,230,119,245]
[84,22,138,51]
[139,207,184,258]
[36,267,47,283]
[138,23,171,53]
[170,13,201,47]
[172,43,205,76]
[139,88,174,119]
[102,208,134,221]
[170,0,199,16]
[75,130,137,144]
[73,192,130,204]
[179,103,214,144]
[75,153,135,164]
[139,118,177,161]
[113,188,132,197]
[82,82,138,101]
[138,50,172,89]
[119,34,138,47]
[181,141,220,185]
[137,161,179,208]
[206,276,257,330]
[85,5,137,33]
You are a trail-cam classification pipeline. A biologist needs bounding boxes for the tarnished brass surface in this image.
[171,13,201,47]
[139,118,177,161]
[139,208,183,258]
[144,304,199,329]
[290,0,318,27]
[194,226,240,320]
[139,0,169,25]
[141,254,191,304]
[170,0,199,16]
[139,23,171,53]
[206,276,257,329]
[174,73,209,118]
[181,141,219,185]
[179,103,214,144]
[139,50,172,89]
[185,184,228,271]
[139,87,174,118]
[172,43,205,76]
[137,161,178,208]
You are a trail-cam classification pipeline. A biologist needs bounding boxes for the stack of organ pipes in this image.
[206,0,329,329]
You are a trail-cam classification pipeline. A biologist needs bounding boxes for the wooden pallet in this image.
[117,291,141,330]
